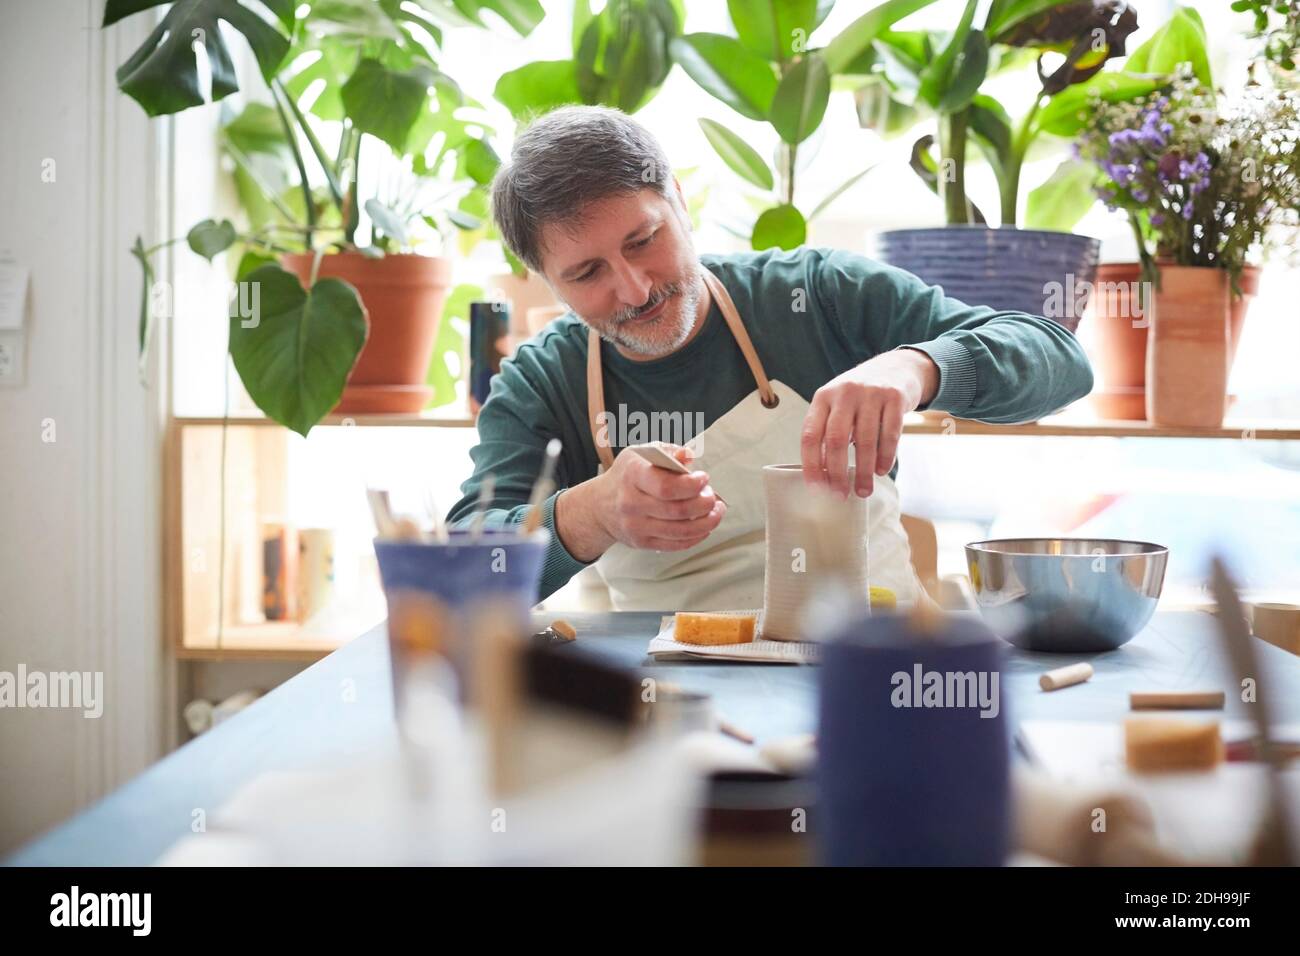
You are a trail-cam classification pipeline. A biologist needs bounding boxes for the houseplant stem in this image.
[269,81,316,243]
[1002,99,1042,227]
[939,109,970,225]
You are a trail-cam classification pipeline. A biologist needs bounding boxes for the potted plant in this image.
[668,0,933,249]
[104,0,542,433]
[1075,69,1300,427]
[855,0,1160,331]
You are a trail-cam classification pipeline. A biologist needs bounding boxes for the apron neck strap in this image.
[586,265,778,470]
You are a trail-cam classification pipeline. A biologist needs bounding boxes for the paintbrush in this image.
[522,438,562,535]
[366,488,398,538]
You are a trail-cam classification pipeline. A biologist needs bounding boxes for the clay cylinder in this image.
[762,464,869,641]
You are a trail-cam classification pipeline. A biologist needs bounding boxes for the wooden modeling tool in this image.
[630,443,726,506]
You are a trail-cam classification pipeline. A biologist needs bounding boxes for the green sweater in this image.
[447,247,1094,600]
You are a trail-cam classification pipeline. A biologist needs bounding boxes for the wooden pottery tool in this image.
[630,443,726,505]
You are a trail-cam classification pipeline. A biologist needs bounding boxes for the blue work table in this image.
[7,610,1298,866]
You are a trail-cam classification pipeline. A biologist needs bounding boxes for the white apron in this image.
[587,267,924,612]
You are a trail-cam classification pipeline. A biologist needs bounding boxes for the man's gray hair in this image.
[490,105,673,274]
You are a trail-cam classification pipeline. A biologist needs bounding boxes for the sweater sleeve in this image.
[444,351,593,603]
[813,250,1094,422]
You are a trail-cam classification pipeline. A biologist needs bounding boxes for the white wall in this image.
[0,0,168,854]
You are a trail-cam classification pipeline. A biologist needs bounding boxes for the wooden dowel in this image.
[1039,662,1093,691]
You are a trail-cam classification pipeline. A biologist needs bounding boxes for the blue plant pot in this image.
[874,226,1101,332]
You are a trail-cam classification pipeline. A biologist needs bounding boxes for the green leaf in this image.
[936,30,988,112]
[364,199,409,245]
[104,0,294,116]
[227,266,368,437]
[1124,5,1212,87]
[669,33,778,121]
[1024,158,1097,232]
[187,219,238,261]
[494,60,583,119]
[235,249,277,281]
[918,0,978,108]
[823,0,940,75]
[462,137,500,185]
[341,57,434,153]
[698,117,774,190]
[769,53,830,144]
[447,208,484,230]
[1035,72,1162,136]
[575,1,679,113]
[751,203,806,250]
[967,93,1014,168]
[727,0,819,62]
[426,282,479,408]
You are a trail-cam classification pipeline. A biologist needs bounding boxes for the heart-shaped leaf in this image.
[426,282,479,408]
[227,265,368,436]
[187,219,237,262]
[751,204,807,250]
[105,0,294,116]
[698,118,774,190]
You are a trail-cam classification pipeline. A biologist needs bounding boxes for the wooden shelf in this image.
[174,411,475,428]
[175,621,351,663]
[902,414,1300,440]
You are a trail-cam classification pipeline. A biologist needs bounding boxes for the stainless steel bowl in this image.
[964,538,1168,652]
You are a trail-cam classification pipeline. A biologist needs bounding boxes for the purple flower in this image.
[1150,212,1165,226]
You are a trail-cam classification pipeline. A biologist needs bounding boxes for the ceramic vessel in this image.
[761,464,869,642]
[1146,265,1230,428]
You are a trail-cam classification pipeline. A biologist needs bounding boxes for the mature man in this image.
[447,106,1092,610]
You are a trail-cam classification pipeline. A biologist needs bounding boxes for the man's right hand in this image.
[553,443,726,562]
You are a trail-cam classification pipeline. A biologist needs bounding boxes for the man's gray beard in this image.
[598,265,704,357]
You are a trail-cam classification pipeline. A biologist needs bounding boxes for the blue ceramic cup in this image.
[374,529,548,704]
[817,612,1011,866]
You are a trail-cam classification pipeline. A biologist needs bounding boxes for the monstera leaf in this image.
[227,265,368,436]
[103,0,296,116]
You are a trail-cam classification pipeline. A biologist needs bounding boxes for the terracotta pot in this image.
[1087,263,1259,422]
[1229,265,1260,371]
[281,253,452,414]
[1146,265,1230,428]
[1086,262,1149,421]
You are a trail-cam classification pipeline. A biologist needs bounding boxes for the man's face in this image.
[538,188,703,359]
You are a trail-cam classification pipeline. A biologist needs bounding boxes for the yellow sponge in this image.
[1124,718,1223,772]
[674,612,756,646]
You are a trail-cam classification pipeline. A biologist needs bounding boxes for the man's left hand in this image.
[800,347,940,499]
